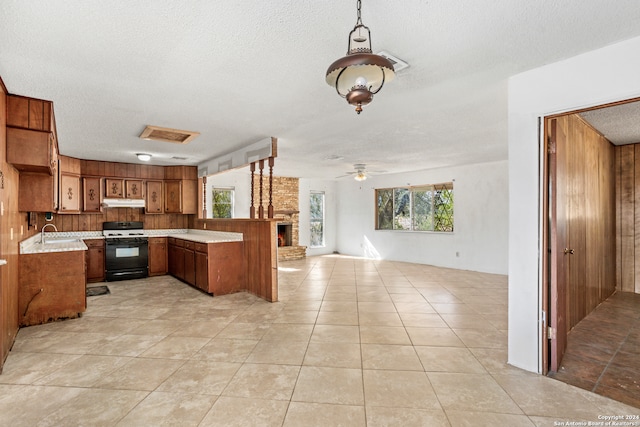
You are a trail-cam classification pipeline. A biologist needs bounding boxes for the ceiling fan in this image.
[336,164,384,181]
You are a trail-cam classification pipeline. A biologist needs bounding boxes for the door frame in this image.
[540,97,640,374]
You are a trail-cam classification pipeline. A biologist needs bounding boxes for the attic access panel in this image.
[139,125,200,144]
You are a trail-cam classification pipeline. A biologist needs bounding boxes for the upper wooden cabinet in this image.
[164,180,197,214]
[105,178,124,198]
[59,173,81,213]
[125,180,144,199]
[145,180,163,214]
[58,156,81,214]
[6,128,57,174]
[7,95,53,132]
[82,177,103,212]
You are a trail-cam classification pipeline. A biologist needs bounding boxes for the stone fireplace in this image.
[253,176,306,261]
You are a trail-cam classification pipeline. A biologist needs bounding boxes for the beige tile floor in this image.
[1,255,638,426]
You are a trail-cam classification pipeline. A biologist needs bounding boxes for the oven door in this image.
[105,238,149,281]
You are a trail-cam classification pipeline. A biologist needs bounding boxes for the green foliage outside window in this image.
[310,192,324,247]
[211,188,233,218]
[376,183,453,232]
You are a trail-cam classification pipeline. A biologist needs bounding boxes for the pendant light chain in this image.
[356,0,362,25]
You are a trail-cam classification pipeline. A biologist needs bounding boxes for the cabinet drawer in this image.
[184,241,195,250]
[195,242,208,253]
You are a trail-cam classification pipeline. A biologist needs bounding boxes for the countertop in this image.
[20,229,243,254]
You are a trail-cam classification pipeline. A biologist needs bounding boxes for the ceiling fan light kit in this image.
[326,0,395,114]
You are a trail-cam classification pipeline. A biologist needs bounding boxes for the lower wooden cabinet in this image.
[148,237,168,276]
[84,239,105,283]
[167,237,185,280]
[184,241,196,286]
[167,237,243,296]
[19,250,86,326]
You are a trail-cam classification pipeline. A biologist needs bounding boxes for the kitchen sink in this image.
[44,239,79,244]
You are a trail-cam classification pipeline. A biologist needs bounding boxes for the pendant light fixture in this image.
[326,0,395,114]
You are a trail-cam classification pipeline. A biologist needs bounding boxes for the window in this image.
[210,187,234,218]
[376,183,453,232]
[310,192,325,247]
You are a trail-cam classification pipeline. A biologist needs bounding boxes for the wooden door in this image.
[125,180,144,199]
[105,178,123,198]
[164,180,182,213]
[549,118,569,372]
[148,237,167,276]
[145,180,163,214]
[195,250,208,292]
[59,173,81,213]
[82,177,103,212]
[85,239,105,282]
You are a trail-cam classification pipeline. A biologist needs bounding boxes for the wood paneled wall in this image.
[0,79,34,372]
[191,218,278,302]
[616,143,640,294]
[34,211,190,232]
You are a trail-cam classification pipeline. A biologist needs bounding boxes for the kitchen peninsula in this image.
[18,228,246,326]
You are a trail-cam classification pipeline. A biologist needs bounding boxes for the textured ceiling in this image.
[579,101,640,145]
[2,1,640,179]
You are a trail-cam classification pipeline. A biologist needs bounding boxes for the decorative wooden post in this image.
[268,156,274,218]
[258,159,265,219]
[250,162,256,219]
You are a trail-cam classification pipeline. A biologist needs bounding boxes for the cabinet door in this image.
[105,178,124,198]
[195,250,209,292]
[168,242,185,280]
[59,173,81,213]
[184,248,195,285]
[145,180,163,214]
[125,180,144,199]
[164,180,182,213]
[83,177,103,212]
[85,240,105,282]
[149,237,167,276]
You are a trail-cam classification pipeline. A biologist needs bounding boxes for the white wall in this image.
[203,169,252,218]
[335,161,509,275]
[508,36,640,373]
[298,179,338,256]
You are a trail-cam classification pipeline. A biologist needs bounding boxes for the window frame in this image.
[375,182,454,233]
[209,187,235,219]
[309,191,325,248]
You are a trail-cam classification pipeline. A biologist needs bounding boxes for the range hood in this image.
[101,198,146,208]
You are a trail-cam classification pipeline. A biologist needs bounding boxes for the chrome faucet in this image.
[40,223,58,244]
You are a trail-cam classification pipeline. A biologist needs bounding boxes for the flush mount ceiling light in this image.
[136,153,152,161]
[326,0,395,114]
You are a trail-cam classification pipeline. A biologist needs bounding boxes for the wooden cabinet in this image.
[59,173,81,213]
[148,237,168,276]
[145,180,163,214]
[7,128,56,174]
[164,180,197,214]
[58,156,81,213]
[184,241,196,285]
[105,178,124,198]
[125,180,144,199]
[7,95,53,132]
[18,171,58,212]
[167,237,244,296]
[167,237,185,280]
[19,250,86,326]
[195,243,209,292]
[83,177,103,212]
[85,239,105,283]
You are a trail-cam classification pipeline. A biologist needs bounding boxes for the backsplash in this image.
[34,210,192,232]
